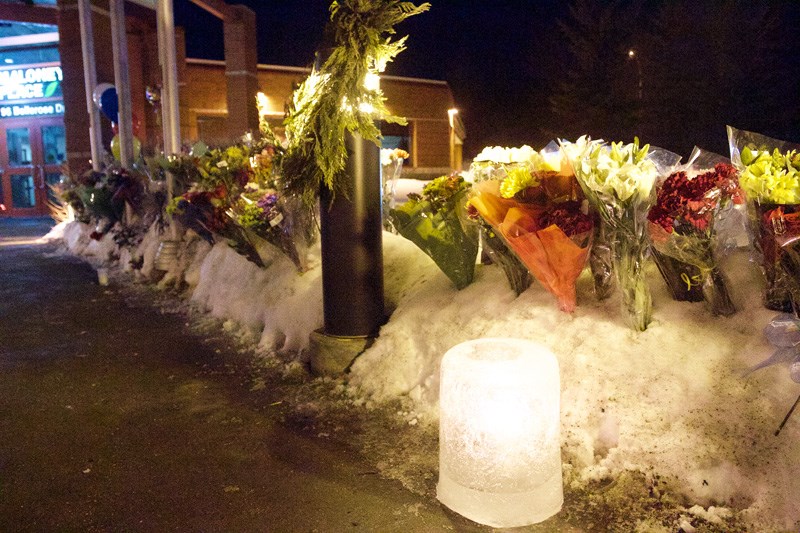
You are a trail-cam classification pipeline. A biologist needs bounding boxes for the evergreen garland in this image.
[282,0,430,209]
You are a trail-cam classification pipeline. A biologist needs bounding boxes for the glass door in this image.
[0,118,66,216]
[40,121,67,207]
[1,124,37,216]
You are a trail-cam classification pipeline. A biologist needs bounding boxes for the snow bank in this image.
[60,220,800,531]
[190,242,323,352]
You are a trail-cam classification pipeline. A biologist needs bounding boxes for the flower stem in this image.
[613,228,652,331]
[775,393,800,437]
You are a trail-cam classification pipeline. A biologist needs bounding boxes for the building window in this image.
[7,128,31,166]
[11,174,35,208]
[381,122,410,156]
[42,125,66,164]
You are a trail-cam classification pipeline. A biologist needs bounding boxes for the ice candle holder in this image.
[437,338,563,527]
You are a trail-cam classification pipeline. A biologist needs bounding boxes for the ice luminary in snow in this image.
[437,338,563,527]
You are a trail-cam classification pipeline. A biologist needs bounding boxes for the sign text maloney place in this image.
[0,66,63,102]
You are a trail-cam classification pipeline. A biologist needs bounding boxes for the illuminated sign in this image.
[0,101,64,118]
[0,64,63,102]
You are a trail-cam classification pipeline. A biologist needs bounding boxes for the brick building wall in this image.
[52,2,459,175]
[57,0,155,173]
[181,60,458,172]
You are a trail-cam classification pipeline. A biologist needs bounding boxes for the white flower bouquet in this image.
[565,136,680,330]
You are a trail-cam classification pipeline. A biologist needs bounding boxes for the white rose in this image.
[474,146,504,163]
[508,145,535,163]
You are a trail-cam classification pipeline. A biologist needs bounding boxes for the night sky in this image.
[174,0,800,160]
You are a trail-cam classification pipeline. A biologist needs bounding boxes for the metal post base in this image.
[308,329,375,376]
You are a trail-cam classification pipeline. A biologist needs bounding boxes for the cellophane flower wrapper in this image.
[169,185,249,253]
[728,126,800,311]
[588,220,615,300]
[475,218,532,295]
[79,186,119,224]
[76,169,140,225]
[380,148,408,232]
[565,137,681,330]
[229,190,313,272]
[468,145,593,312]
[389,175,478,290]
[647,148,742,316]
[468,144,578,297]
[751,204,800,312]
[169,185,266,269]
[469,152,533,294]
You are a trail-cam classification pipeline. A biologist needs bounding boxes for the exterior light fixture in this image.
[447,108,458,129]
[256,91,270,117]
[626,49,643,100]
[437,338,563,527]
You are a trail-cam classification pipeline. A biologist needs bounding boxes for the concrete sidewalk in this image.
[0,224,478,532]
[0,216,55,245]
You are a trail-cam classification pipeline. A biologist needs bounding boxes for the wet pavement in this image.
[0,218,469,532]
[0,218,759,533]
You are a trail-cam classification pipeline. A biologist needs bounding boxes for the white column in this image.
[157,0,181,204]
[77,0,104,171]
[109,0,134,168]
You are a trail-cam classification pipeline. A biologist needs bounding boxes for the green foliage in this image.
[236,201,268,230]
[400,174,472,218]
[390,174,478,289]
[282,0,430,208]
[167,138,277,199]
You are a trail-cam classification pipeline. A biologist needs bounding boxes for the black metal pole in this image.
[319,131,384,337]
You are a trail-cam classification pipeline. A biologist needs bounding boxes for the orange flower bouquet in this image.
[468,147,592,312]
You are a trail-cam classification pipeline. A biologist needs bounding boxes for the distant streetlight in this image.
[627,48,643,101]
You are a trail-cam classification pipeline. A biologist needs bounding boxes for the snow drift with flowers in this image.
[52,213,800,532]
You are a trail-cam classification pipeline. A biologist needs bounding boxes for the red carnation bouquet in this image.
[647,148,743,315]
[468,148,593,312]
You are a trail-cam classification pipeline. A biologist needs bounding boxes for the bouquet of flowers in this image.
[467,145,542,295]
[167,143,263,265]
[62,167,149,239]
[566,136,680,330]
[468,144,593,312]
[168,186,230,242]
[74,171,120,225]
[229,183,311,272]
[728,126,800,311]
[647,149,743,316]
[389,174,478,289]
[167,133,313,271]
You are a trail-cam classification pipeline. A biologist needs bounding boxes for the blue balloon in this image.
[99,87,119,123]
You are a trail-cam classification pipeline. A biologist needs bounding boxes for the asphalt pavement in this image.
[0,217,470,533]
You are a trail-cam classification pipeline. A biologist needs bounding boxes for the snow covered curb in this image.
[51,220,800,532]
